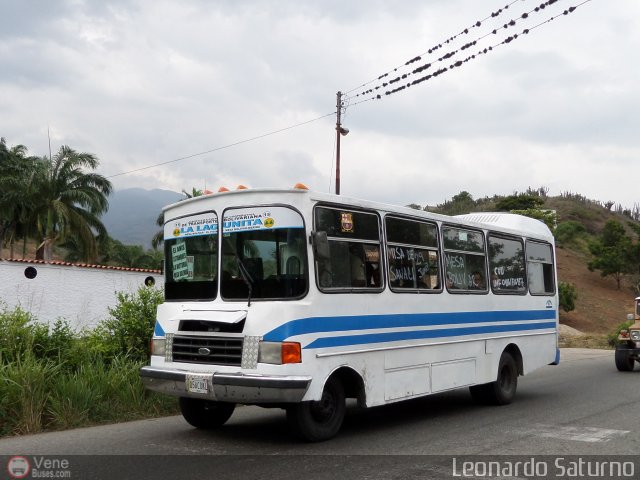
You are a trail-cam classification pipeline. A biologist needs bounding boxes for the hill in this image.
[101,188,183,248]
[557,247,633,334]
[427,189,640,336]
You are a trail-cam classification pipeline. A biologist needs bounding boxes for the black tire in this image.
[615,348,635,372]
[470,351,518,406]
[287,377,346,442]
[179,397,235,429]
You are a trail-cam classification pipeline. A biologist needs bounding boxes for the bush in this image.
[95,286,164,363]
[0,286,177,437]
[554,220,587,245]
[607,320,634,347]
[0,304,39,363]
[558,282,578,312]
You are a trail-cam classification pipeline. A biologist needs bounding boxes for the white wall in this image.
[0,259,163,330]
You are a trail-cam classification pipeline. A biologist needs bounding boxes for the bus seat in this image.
[244,258,263,281]
[286,256,301,275]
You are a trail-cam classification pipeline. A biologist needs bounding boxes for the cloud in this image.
[1,0,639,210]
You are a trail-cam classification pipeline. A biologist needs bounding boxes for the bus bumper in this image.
[139,366,312,403]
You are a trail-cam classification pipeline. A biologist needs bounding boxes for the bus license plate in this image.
[186,374,209,394]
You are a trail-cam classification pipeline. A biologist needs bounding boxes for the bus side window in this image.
[385,216,440,293]
[489,235,526,294]
[443,226,487,293]
[526,240,554,295]
[314,206,383,291]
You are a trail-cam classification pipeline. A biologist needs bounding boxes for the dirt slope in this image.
[557,246,634,334]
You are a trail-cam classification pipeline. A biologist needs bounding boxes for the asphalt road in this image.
[1,348,639,479]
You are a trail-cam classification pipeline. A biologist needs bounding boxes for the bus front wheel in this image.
[179,397,235,429]
[287,377,346,442]
[615,348,635,371]
[470,351,518,406]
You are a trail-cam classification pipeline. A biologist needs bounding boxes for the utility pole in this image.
[335,91,342,195]
[335,91,349,195]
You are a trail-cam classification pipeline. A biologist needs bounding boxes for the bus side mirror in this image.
[311,231,330,261]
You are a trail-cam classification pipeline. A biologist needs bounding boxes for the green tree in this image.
[151,211,164,250]
[554,220,587,245]
[0,139,46,258]
[587,220,634,289]
[108,240,162,269]
[558,282,577,312]
[432,191,476,215]
[496,193,544,212]
[34,146,113,262]
[511,208,556,231]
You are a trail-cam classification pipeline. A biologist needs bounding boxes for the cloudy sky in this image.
[1,0,638,209]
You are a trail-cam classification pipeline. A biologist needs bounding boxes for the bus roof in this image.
[163,187,554,240]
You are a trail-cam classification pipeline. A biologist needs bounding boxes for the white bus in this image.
[140,185,559,441]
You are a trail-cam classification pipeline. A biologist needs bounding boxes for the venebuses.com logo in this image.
[5,455,72,478]
[6,456,30,479]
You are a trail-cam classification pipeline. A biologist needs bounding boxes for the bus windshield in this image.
[164,212,218,301]
[221,206,308,300]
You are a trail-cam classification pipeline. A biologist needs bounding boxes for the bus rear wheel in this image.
[470,351,518,406]
[287,377,346,442]
[179,397,235,429]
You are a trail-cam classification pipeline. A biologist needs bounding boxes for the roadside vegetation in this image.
[0,286,178,437]
[0,137,163,269]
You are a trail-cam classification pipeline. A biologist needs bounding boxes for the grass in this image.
[0,288,179,438]
[558,334,612,350]
[0,352,178,437]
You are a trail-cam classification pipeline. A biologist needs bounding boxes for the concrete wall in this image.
[0,259,163,329]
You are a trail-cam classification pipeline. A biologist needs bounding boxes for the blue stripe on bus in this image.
[263,309,557,342]
[154,321,165,337]
[304,321,557,349]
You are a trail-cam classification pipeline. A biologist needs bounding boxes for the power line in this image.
[343,0,525,96]
[348,0,592,103]
[349,0,563,100]
[106,112,335,179]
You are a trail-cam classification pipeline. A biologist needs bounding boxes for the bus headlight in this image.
[151,338,166,356]
[631,330,640,341]
[258,341,302,364]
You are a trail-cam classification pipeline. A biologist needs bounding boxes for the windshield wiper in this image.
[236,256,254,307]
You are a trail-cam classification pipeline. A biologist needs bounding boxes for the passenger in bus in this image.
[446,276,458,289]
[419,273,436,289]
[469,271,485,290]
[349,244,366,287]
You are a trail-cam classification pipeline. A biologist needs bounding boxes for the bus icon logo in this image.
[263,217,275,228]
[7,456,30,479]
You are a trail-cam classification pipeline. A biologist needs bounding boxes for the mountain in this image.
[102,188,183,248]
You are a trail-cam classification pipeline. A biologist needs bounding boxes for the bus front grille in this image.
[172,335,243,366]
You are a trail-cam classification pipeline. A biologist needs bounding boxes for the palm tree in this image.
[151,211,164,250]
[34,145,113,262]
[151,187,203,249]
[0,139,45,258]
